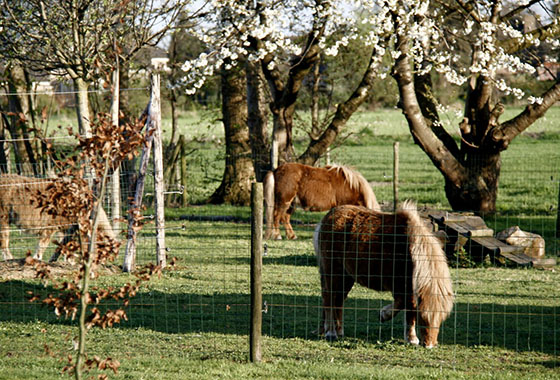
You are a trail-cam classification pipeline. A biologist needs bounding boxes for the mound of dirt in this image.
[0,258,122,281]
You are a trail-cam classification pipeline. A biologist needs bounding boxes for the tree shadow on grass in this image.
[1,279,558,355]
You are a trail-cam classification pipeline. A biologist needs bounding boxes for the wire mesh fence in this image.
[0,124,559,375]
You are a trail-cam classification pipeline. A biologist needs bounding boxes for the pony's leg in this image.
[49,226,77,263]
[273,201,297,240]
[419,318,440,349]
[333,272,355,338]
[271,204,290,240]
[380,300,403,322]
[34,234,52,261]
[322,271,354,340]
[403,294,420,346]
[0,214,12,260]
[282,213,297,240]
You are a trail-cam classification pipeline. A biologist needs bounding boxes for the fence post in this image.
[122,71,160,272]
[250,182,263,362]
[110,68,121,235]
[180,135,188,207]
[150,71,167,268]
[556,173,560,238]
[393,141,399,211]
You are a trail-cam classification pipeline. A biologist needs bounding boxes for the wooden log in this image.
[467,228,494,237]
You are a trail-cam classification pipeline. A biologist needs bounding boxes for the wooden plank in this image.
[500,252,533,266]
[532,258,557,269]
[468,228,494,237]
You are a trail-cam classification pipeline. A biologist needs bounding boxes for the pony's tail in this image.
[263,170,275,239]
[401,200,454,328]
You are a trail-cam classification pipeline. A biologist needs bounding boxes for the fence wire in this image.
[0,136,559,375]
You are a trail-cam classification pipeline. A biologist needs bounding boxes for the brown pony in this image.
[0,174,115,261]
[264,163,380,240]
[314,200,454,348]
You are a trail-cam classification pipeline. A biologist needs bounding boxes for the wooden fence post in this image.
[110,68,121,235]
[250,182,263,362]
[151,71,166,268]
[180,135,188,207]
[122,71,166,272]
[393,141,399,212]
[556,173,560,238]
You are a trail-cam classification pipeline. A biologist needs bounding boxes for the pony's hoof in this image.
[407,337,420,345]
[379,310,388,322]
[324,331,338,341]
[287,235,297,240]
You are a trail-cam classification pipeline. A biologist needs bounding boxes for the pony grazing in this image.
[314,201,454,348]
[264,162,380,240]
[0,174,116,262]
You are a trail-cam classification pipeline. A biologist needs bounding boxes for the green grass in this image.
[1,106,560,378]
[1,218,559,379]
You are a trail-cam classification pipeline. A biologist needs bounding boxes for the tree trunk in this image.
[391,13,560,214]
[246,60,270,181]
[118,63,139,203]
[169,88,179,148]
[257,23,323,166]
[208,64,254,205]
[0,112,9,173]
[444,151,501,213]
[310,60,321,140]
[6,63,37,175]
[270,105,296,166]
[74,77,92,137]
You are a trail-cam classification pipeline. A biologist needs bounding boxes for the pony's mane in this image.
[399,200,454,327]
[326,164,380,210]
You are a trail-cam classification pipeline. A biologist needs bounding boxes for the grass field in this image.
[1,107,559,379]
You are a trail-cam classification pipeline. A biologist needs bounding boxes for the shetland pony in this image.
[314,201,454,348]
[264,163,380,240]
[0,174,115,261]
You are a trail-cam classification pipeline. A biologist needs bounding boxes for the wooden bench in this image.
[427,211,555,268]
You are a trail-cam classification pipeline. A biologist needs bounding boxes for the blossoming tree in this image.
[183,0,559,213]
[182,0,387,170]
[378,0,559,212]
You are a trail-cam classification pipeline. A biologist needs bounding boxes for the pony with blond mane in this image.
[0,174,115,262]
[264,162,380,240]
[313,200,454,348]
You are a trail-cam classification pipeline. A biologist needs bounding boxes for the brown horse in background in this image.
[264,163,380,240]
[314,201,454,348]
[0,174,115,262]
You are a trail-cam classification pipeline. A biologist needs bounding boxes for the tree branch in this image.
[499,20,560,54]
[391,12,467,187]
[492,79,560,150]
[500,0,542,21]
[298,45,380,165]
